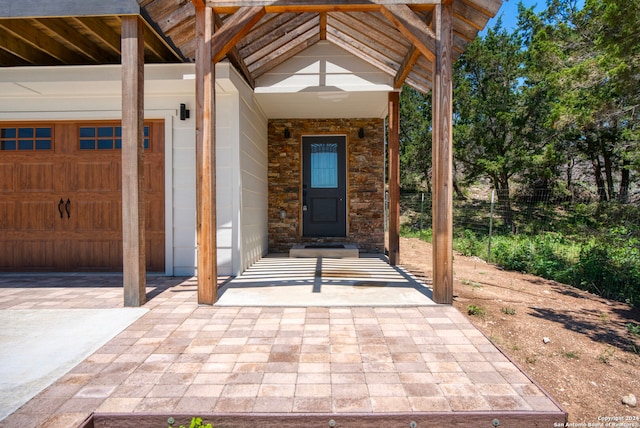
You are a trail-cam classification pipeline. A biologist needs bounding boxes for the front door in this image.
[302,135,347,237]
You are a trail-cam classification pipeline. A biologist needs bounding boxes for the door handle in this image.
[58,198,64,219]
[65,198,71,219]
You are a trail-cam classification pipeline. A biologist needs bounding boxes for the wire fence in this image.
[399,188,640,258]
[397,187,640,305]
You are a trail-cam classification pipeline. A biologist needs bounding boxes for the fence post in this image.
[420,192,425,239]
[488,189,495,262]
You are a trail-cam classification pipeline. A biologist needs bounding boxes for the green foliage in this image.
[399,87,433,191]
[467,304,485,317]
[168,417,213,428]
[501,307,517,316]
[626,323,640,337]
[455,229,485,257]
[563,350,580,360]
[571,228,640,306]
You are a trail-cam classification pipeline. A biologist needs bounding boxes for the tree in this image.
[540,0,639,201]
[399,86,432,191]
[453,19,535,230]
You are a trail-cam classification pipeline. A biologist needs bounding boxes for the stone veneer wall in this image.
[268,118,385,253]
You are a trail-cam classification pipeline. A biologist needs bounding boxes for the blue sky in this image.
[485,0,586,31]
[486,0,545,31]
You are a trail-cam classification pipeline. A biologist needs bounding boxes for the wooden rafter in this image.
[38,18,116,63]
[394,45,420,89]
[326,25,398,76]
[394,10,432,88]
[380,4,436,62]
[213,13,255,87]
[0,19,87,64]
[245,14,320,76]
[251,23,320,77]
[72,16,123,57]
[212,6,265,63]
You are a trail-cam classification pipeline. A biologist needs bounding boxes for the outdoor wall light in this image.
[284,128,291,138]
[179,103,190,120]
[358,127,365,138]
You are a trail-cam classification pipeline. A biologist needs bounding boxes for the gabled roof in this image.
[0,0,503,94]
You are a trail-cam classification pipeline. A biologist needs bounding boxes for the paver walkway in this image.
[0,261,565,427]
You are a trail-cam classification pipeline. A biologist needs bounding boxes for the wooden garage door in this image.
[0,120,164,272]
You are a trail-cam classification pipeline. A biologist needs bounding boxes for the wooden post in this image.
[431,2,454,304]
[195,4,217,304]
[388,91,400,266]
[121,15,146,307]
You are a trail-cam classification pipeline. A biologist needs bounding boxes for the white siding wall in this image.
[0,63,267,277]
[237,75,269,273]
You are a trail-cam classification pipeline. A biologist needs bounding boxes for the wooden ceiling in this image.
[0,15,182,67]
[0,0,503,94]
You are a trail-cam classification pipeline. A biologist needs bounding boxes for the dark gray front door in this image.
[302,135,347,237]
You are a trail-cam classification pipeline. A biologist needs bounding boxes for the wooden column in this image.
[431,2,454,304]
[195,4,217,304]
[388,91,400,266]
[121,15,146,307]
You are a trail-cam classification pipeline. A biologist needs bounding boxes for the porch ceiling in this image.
[0,0,503,95]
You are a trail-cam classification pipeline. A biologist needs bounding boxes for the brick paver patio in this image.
[0,261,565,427]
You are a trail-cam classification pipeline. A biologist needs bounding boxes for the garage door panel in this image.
[0,163,15,192]
[21,201,57,231]
[19,163,55,192]
[71,240,121,271]
[146,238,165,272]
[74,200,117,231]
[145,198,164,231]
[20,240,57,270]
[0,202,17,229]
[71,161,117,193]
[144,161,163,192]
[0,240,17,268]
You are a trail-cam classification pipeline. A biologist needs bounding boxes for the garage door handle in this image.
[58,198,64,219]
[65,198,71,219]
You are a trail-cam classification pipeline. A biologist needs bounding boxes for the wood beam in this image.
[36,18,113,63]
[319,12,327,40]
[0,19,88,65]
[394,10,432,89]
[213,14,255,88]
[431,2,454,304]
[194,4,218,305]
[0,24,58,65]
[388,91,401,266]
[72,16,123,57]
[121,15,146,307]
[205,0,440,10]
[380,4,436,62]
[394,45,420,89]
[212,6,266,63]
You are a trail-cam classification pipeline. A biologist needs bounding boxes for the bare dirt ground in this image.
[400,237,640,425]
